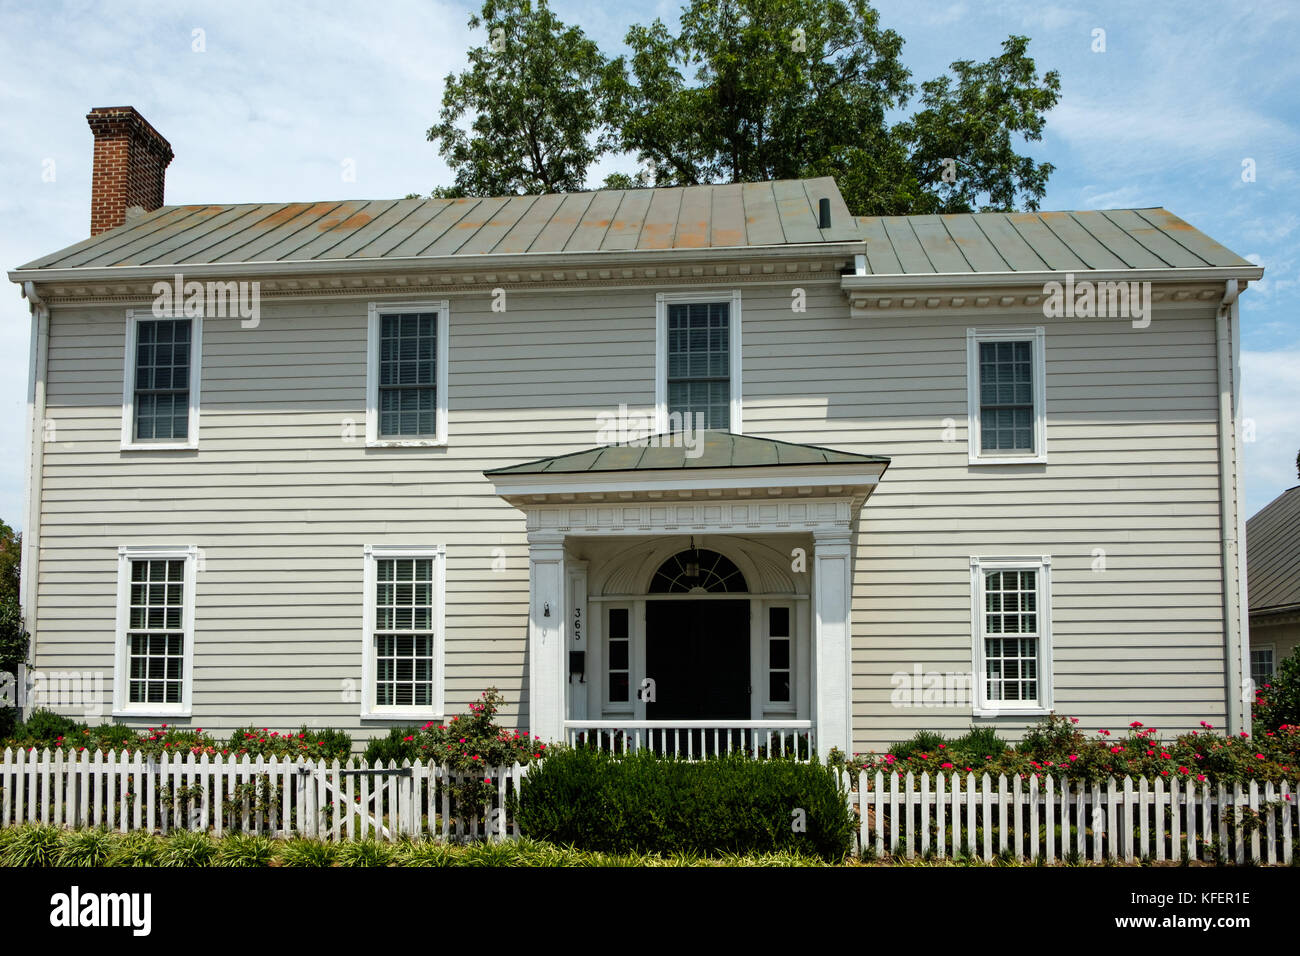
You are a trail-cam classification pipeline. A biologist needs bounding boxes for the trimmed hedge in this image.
[513,747,854,861]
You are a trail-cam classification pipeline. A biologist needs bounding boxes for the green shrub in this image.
[15,708,84,743]
[515,748,854,861]
[0,705,15,741]
[214,833,276,867]
[0,824,64,867]
[952,725,1008,758]
[109,830,160,867]
[57,828,117,867]
[156,830,216,867]
[224,725,352,761]
[280,838,338,867]
[362,726,421,765]
[336,839,394,867]
[890,730,947,761]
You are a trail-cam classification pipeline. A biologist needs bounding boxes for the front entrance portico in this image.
[486,433,889,760]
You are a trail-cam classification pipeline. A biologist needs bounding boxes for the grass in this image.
[0,823,1284,867]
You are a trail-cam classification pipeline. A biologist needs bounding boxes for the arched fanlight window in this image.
[648,548,748,594]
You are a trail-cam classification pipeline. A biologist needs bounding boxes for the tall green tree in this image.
[607,0,1059,215]
[0,520,25,733]
[426,0,615,196]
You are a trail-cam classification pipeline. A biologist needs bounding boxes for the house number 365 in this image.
[573,606,582,642]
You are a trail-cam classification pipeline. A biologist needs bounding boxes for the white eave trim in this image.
[8,241,866,286]
[488,462,886,501]
[841,265,1264,292]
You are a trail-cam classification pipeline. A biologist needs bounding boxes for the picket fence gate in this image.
[836,769,1297,865]
[0,748,524,843]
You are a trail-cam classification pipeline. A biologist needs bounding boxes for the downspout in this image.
[1215,279,1244,734]
[19,280,49,719]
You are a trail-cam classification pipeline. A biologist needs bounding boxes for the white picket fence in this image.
[0,748,524,843]
[839,770,1297,865]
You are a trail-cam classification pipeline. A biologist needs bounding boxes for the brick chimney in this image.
[86,107,174,236]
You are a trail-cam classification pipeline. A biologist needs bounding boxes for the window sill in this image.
[121,442,198,452]
[366,438,447,448]
[968,454,1047,466]
[972,705,1050,718]
[361,711,445,722]
[112,708,192,719]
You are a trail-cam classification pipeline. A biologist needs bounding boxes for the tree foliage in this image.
[427,0,1060,216]
[426,0,615,196]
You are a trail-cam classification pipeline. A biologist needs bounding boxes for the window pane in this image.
[768,606,790,638]
[978,339,1034,453]
[608,608,629,640]
[666,301,729,431]
[378,312,438,437]
[133,319,191,442]
[372,555,437,708]
[769,638,790,670]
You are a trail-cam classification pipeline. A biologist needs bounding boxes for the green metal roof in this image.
[14,178,857,272]
[853,208,1254,274]
[485,432,890,476]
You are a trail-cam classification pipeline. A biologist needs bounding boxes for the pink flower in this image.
[1130,721,1143,728]
[1070,717,1079,724]
[1196,774,1206,782]
[1068,754,1079,762]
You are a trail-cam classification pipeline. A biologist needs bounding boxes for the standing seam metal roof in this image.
[15,177,859,271]
[1247,486,1300,614]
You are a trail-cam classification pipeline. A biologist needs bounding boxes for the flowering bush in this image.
[361,688,546,771]
[1254,647,1300,737]
[2,711,351,760]
[841,714,1300,785]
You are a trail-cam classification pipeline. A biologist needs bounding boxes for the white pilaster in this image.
[813,529,854,761]
[527,531,567,745]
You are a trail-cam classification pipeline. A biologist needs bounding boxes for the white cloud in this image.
[1242,350,1300,514]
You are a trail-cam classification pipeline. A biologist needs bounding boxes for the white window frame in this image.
[361,544,447,720]
[1250,643,1276,687]
[967,326,1046,465]
[655,290,743,434]
[366,301,450,447]
[121,309,203,450]
[969,555,1053,717]
[113,545,199,717]
[764,601,795,713]
[604,603,634,715]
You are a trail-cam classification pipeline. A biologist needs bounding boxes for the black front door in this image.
[645,600,750,720]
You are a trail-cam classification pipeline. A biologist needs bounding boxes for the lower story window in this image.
[1250,646,1275,688]
[363,545,445,716]
[971,556,1052,715]
[767,605,792,705]
[114,546,197,715]
[607,607,630,705]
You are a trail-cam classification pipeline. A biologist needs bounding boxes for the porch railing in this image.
[563,720,816,761]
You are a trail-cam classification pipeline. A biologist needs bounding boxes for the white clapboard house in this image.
[7,107,1264,759]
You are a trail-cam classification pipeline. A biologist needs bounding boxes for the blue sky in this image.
[0,0,1296,525]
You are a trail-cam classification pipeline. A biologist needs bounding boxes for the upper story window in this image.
[966,327,1046,465]
[366,301,449,446]
[655,291,742,434]
[970,555,1053,717]
[113,545,198,717]
[121,310,202,450]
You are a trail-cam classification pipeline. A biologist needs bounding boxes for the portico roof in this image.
[486,431,888,475]
[485,432,890,510]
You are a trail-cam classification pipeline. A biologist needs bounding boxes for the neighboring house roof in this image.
[1247,485,1300,615]
[13,178,858,273]
[853,208,1255,275]
[485,432,890,476]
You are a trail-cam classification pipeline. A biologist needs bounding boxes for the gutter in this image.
[1215,278,1247,733]
[18,280,49,719]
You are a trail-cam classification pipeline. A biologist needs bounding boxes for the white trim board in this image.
[655,289,743,434]
[366,300,450,447]
[120,309,203,451]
